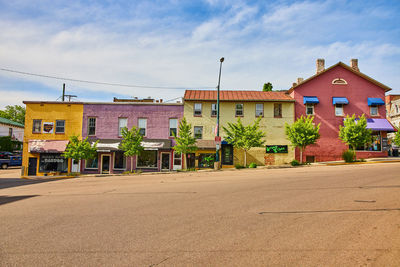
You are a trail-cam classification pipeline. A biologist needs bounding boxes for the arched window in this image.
[332,78,347,85]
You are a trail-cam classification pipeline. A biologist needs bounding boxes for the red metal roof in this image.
[184,90,293,101]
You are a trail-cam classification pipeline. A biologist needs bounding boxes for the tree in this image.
[63,135,98,171]
[285,115,320,164]
[393,127,400,147]
[172,117,197,169]
[223,118,266,166]
[262,82,273,92]
[339,114,372,160]
[119,126,144,171]
[0,105,26,125]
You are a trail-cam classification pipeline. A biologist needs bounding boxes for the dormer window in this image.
[332,78,347,85]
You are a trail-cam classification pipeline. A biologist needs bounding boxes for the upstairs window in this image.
[370,105,378,116]
[194,103,202,116]
[306,104,314,115]
[55,120,65,133]
[255,104,263,117]
[211,103,217,117]
[88,117,96,136]
[194,126,203,139]
[118,118,127,136]
[138,118,147,136]
[169,118,177,137]
[235,104,244,116]
[274,103,282,118]
[32,120,41,133]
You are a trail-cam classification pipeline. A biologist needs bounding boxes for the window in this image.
[198,153,215,168]
[88,117,96,136]
[306,104,314,115]
[335,104,344,116]
[235,104,244,116]
[114,151,126,169]
[138,118,147,136]
[332,78,347,85]
[194,126,203,139]
[118,118,127,136]
[85,157,98,169]
[256,104,264,117]
[194,103,202,116]
[137,150,157,168]
[356,131,381,151]
[169,118,178,137]
[55,120,65,133]
[211,103,217,116]
[8,128,12,137]
[32,119,41,133]
[173,152,182,166]
[274,103,282,118]
[370,105,378,116]
[39,153,68,173]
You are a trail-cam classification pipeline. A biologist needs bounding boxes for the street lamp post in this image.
[215,57,224,169]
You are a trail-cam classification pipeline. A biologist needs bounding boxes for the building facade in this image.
[81,102,183,174]
[0,117,24,142]
[288,59,396,162]
[22,102,84,176]
[183,90,295,167]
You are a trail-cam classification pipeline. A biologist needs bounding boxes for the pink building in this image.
[288,59,396,162]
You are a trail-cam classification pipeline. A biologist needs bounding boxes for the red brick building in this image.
[288,59,396,162]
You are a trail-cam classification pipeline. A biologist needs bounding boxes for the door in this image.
[173,152,182,170]
[101,155,111,174]
[71,159,80,173]
[28,157,37,176]
[186,153,195,168]
[161,153,170,171]
[221,144,233,165]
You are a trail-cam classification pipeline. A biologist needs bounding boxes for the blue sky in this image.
[0,0,399,108]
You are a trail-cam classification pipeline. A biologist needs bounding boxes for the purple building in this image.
[81,102,183,174]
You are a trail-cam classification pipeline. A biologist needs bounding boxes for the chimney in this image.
[160,99,163,103]
[316,58,325,74]
[292,82,297,87]
[350,59,359,71]
[297,77,304,84]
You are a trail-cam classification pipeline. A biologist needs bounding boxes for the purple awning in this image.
[366,118,396,132]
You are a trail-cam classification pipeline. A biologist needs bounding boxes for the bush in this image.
[249,162,257,168]
[235,163,245,169]
[67,172,80,177]
[290,160,300,166]
[342,149,355,163]
[359,158,366,162]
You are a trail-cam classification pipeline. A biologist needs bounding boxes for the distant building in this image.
[0,117,24,142]
[288,59,396,162]
[386,95,400,149]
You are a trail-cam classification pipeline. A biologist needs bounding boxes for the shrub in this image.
[67,172,80,177]
[359,158,366,162]
[342,149,355,163]
[235,163,245,169]
[290,160,300,166]
[249,162,257,168]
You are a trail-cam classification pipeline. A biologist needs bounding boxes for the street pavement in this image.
[1,163,400,266]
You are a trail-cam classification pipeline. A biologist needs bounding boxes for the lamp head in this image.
[220,57,224,63]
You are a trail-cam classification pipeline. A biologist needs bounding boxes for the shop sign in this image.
[382,138,389,151]
[41,154,65,163]
[43,122,54,133]
[266,145,288,153]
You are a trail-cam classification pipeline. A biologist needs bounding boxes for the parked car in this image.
[0,155,22,169]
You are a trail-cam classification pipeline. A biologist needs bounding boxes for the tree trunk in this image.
[131,156,134,172]
[244,149,247,167]
[183,153,186,170]
[300,148,303,164]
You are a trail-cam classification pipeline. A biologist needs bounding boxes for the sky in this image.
[0,0,399,108]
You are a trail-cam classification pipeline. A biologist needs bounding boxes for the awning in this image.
[28,140,69,153]
[303,96,319,104]
[142,139,171,150]
[94,140,121,152]
[366,118,396,132]
[196,140,216,149]
[332,97,349,105]
[368,98,385,106]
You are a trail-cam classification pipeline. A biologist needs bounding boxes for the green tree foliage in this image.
[119,126,144,171]
[262,82,273,92]
[339,114,372,159]
[0,105,26,125]
[172,117,197,169]
[223,118,266,166]
[63,135,98,161]
[285,115,320,164]
[393,127,400,147]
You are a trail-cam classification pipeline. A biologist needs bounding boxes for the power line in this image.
[0,67,215,90]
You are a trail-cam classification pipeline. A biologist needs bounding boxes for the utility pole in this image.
[62,83,65,102]
[215,57,224,169]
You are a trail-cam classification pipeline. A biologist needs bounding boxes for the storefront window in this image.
[198,153,215,168]
[85,157,98,169]
[39,153,68,173]
[137,150,157,168]
[114,151,126,169]
[356,131,381,151]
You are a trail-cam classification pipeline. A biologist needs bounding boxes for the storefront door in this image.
[28,157,37,176]
[221,144,233,165]
[186,153,195,168]
[101,155,111,174]
[161,153,170,170]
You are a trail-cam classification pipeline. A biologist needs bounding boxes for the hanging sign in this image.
[43,122,54,133]
[266,145,288,153]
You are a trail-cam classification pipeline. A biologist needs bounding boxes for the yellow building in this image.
[22,101,84,176]
[183,90,295,167]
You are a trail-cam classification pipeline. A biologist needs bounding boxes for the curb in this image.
[325,160,400,166]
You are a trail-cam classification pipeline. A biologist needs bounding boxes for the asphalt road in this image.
[1,163,400,266]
